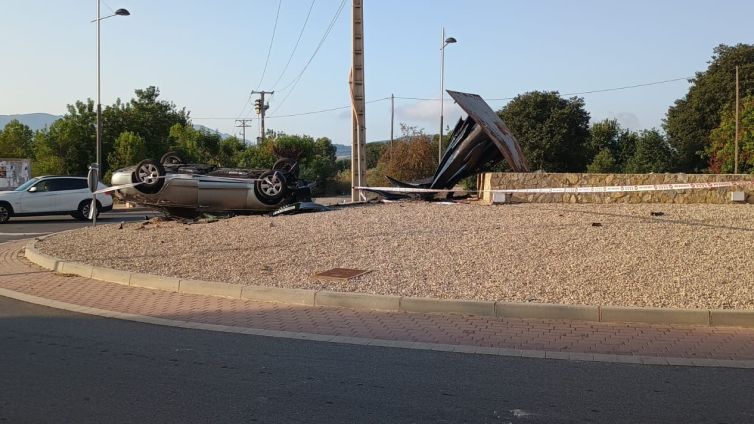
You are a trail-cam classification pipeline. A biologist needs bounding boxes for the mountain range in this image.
[0,113,60,131]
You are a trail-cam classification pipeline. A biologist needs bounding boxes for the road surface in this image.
[1,296,752,423]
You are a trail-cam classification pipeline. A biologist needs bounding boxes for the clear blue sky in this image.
[1,0,752,145]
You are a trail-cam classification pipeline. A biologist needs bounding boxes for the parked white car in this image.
[0,176,113,223]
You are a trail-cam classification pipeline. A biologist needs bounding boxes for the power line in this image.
[271,0,347,114]
[256,0,282,90]
[271,0,316,91]
[192,97,390,121]
[235,93,254,120]
[196,77,693,122]
[394,77,692,102]
[269,97,389,119]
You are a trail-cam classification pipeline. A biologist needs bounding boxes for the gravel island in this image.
[37,201,754,310]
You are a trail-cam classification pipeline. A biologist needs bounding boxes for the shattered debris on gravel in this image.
[37,202,754,310]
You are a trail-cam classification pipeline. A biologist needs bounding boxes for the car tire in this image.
[273,158,299,178]
[160,151,184,165]
[74,200,101,221]
[0,202,12,224]
[132,159,166,194]
[255,170,288,204]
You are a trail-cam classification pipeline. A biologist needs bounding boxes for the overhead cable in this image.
[394,77,691,102]
[256,0,282,90]
[271,0,316,91]
[271,0,347,114]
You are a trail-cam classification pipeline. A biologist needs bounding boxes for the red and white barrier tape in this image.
[355,180,754,195]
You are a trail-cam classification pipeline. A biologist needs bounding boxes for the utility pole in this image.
[735,65,740,174]
[350,0,367,202]
[252,90,273,143]
[390,93,394,146]
[235,119,253,144]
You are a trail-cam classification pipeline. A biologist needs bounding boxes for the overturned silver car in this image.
[111,153,313,216]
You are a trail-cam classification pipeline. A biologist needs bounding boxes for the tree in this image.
[217,136,246,167]
[587,119,637,170]
[33,100,96,176]
[366,142,386,168]
[106,131,147,181]
[498,91,591,172]
[624,129,673,173]
[586,149,618,173]
[706,95,754,174]
[30,87,190,177]
[369,125,437,186]
[300,137,338,194]
[236,144,276,169]
[103,86,190,172]
[167,123,225,165]
[0,120,34,158]
[665,44,754,172]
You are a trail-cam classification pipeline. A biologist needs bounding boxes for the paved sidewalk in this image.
[1,240,753,367]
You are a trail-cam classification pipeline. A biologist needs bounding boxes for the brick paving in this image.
[2,240,754,362]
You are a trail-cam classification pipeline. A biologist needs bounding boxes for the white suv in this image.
[0,176,113,223]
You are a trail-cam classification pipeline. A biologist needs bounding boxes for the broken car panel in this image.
[387,90,529,191]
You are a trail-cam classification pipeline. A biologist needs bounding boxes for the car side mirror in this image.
[28,186,38,193]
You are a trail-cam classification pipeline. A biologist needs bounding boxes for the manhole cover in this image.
[313,268,371,281]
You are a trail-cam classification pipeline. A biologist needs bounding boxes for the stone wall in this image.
[480,173,754,204]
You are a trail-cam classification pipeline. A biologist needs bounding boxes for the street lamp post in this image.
[94,2,130,181]
[439,28,456,164]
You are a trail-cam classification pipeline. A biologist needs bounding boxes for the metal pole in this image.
[390,93,394,146]
[96,0,102,182]
[439,27,445,165]
[735,65,739,174]
[260,92,266,142]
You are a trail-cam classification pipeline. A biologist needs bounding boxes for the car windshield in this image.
[14,177,40,192]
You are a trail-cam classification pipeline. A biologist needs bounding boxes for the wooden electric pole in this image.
[252,90,274,144]
[350,0,367,202]
[235,119,253,144]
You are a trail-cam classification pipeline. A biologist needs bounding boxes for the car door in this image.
[18,179,57,213]
[55,178,88,211]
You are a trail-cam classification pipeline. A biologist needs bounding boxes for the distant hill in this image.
[193,124,233,139]
[0,113,61,131]
[335,144,351,158]
[334,141,391,159]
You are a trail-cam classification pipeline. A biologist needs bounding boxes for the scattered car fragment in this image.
[385,90,529,192]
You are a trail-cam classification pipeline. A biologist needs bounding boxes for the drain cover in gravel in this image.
[313,268,371,281]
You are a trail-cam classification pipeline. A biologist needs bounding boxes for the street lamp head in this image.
[114,8,130,16]
[445,37,457,44]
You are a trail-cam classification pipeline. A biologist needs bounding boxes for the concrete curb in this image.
[23,239,754,328]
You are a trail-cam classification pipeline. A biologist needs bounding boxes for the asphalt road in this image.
[1,296,753,424]
[0,210,157,243]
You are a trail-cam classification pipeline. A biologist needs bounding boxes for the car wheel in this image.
[75,200,100,221]
[160,151,184,165]
[0,203,12,224]
[255,170,288,204]
[273,158,299,178]
[132,159,165,194]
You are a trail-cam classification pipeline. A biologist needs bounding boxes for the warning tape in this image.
[355,180,754,195]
